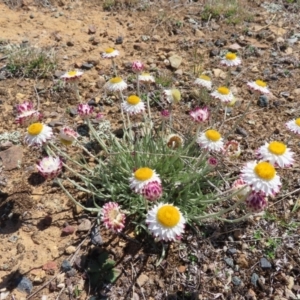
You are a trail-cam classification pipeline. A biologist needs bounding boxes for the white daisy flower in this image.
[59,127,78,146]
[121,95,145,115]
[163,89,181,104]
[286,118,300,135]
[101,48,119,59]
[197,129,224,152]
[37,156,62,180]
[24,122,53,147]
[61,70,83,81]
[241,161,281,196]
[146,203,185,242]
[221,52,241,67]
[211,86,234,103]
[247,80,270,94]
[129,167,161,194]
[138,72,155,84]
[104,77,127,92]
[194,74,212,90]
[166,134,184,149]
[257,141,294,168]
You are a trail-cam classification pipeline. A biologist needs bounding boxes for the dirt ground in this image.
[0,0,300,299]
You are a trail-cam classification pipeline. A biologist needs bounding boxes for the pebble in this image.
[8,235,19,243]
[224,257,234,268]
[78,219,91,232]
[168,55,182,69]
[209,49,219,57]
[115,36,123,44]
[137,274,149,287]
[69,107,78,117]
[65,246,76,255]
[235,127,248,136]
[0,146,23,171]
[88,99,97,106]
[61,260,72,272]
[16,277,33,294]
[81,63,94,70]
[66,268,77,277]
[257,95,268,107]
[232,276,242,286]
[227,248,237,255]
[251,273,259,286]
[61,225,75,235]
[90,225,103,246]
[260,257,272,269]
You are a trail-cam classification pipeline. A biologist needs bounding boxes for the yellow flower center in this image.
[127,95,141,105]
[254,162,276,181]
[28,123,43,135]
[110,77,123,84]
[217,87,230,95]
[199,74,210,81]
[205,129,221,142]
[157,205,180,227]
[134,167,153,181]
[295,118,300,126]
[255,80,267,87]
[268,141,286,155]
[225,52,237,60]
[171,89,181,103]
[141,72,150,76]
[67,70,77,77]
[105,48,114,53]
[167,135,183,149]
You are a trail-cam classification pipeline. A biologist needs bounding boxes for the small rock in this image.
[61,260,72,272]
[209,49,219,57]
[257,95,268,107]
[115,36,123,44]
[169,55,182,69]
[236,127,248,136]
[66,268,77,277]
[81,63,94,70]
[227,248,237,255]
[280,91,289,98]
[69,107,78,117]
[65,246,76,255]
[213,68,226,79]
[88,25,96,34]
[66,40,74,47]
[194,29,205,37]
[16,277,33,294]
[8,235,18,243]
[224,257,234,268]
[137,274,149,287]
[236,254,249,268]
[152,35,160,41]
[251,273,259,287]
[77,219,91,232]
[214,39,226,47]
[0,141,13,150]
[232,276,242,286]
[61,225,75,236]
[260,257,272,269]
[174,69,183,76]
[42,261,57,271]
[88,99,97,106]
[0,146,23,171]
[90,225,103,246]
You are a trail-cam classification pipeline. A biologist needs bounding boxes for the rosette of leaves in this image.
[87,251,121,286]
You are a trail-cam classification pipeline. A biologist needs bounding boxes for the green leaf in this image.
[105,268,121,283]
[102,258,116,271]
[97,252,110,265]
